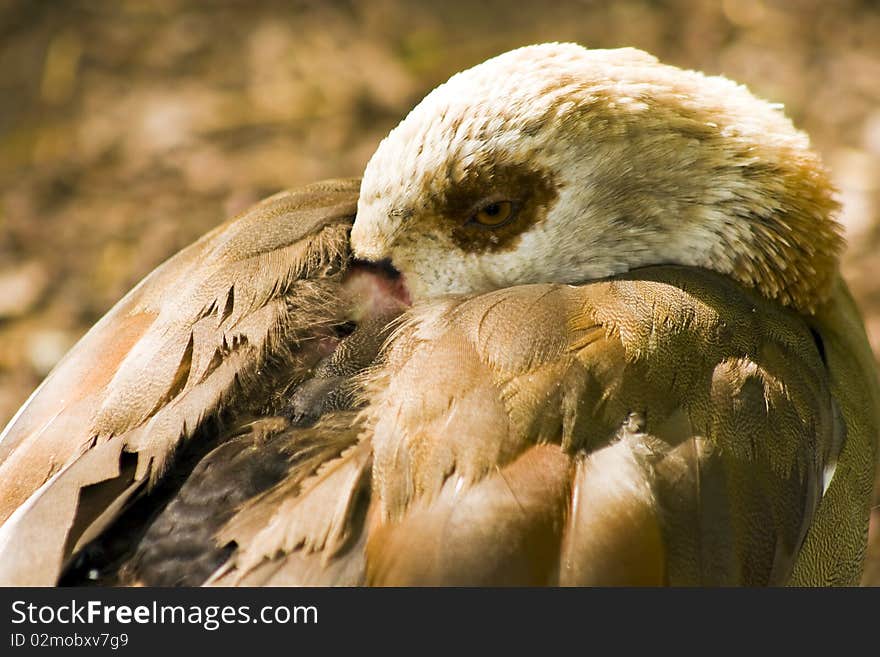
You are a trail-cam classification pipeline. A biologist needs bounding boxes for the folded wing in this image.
[217,266,853,585]
[0,179,361,585]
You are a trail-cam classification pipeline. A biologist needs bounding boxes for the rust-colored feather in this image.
[212,266,876,586]
[0,179,361,585]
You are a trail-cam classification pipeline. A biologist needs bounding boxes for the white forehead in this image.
[360,44,634,204]
[358,42,797,216]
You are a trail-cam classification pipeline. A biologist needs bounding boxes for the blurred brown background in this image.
[1,0,879,583]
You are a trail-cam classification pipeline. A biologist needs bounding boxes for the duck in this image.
[0,43,876,586]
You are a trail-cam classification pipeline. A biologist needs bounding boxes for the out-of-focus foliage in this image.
[1,0,879,584]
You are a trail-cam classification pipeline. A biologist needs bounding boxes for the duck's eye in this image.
[469,200,517,227]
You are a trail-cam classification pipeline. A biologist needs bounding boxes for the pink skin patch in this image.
[297,262,410,366]
[342,260,412,320]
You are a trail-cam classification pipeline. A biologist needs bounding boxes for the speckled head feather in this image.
[352,43,842,313]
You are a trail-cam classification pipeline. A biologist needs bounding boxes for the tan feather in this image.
[216,414,367,581]
[350,266,864,585]
[0,179,361,585]
[209,265,874,586]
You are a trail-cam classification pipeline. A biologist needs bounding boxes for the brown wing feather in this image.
[791,277,880,585]
[0,179,360,585]
[216,266,844,586]
[357,269,832,584]
[209,414,368,586]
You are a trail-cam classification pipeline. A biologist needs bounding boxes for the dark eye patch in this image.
[432,160,561,253]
